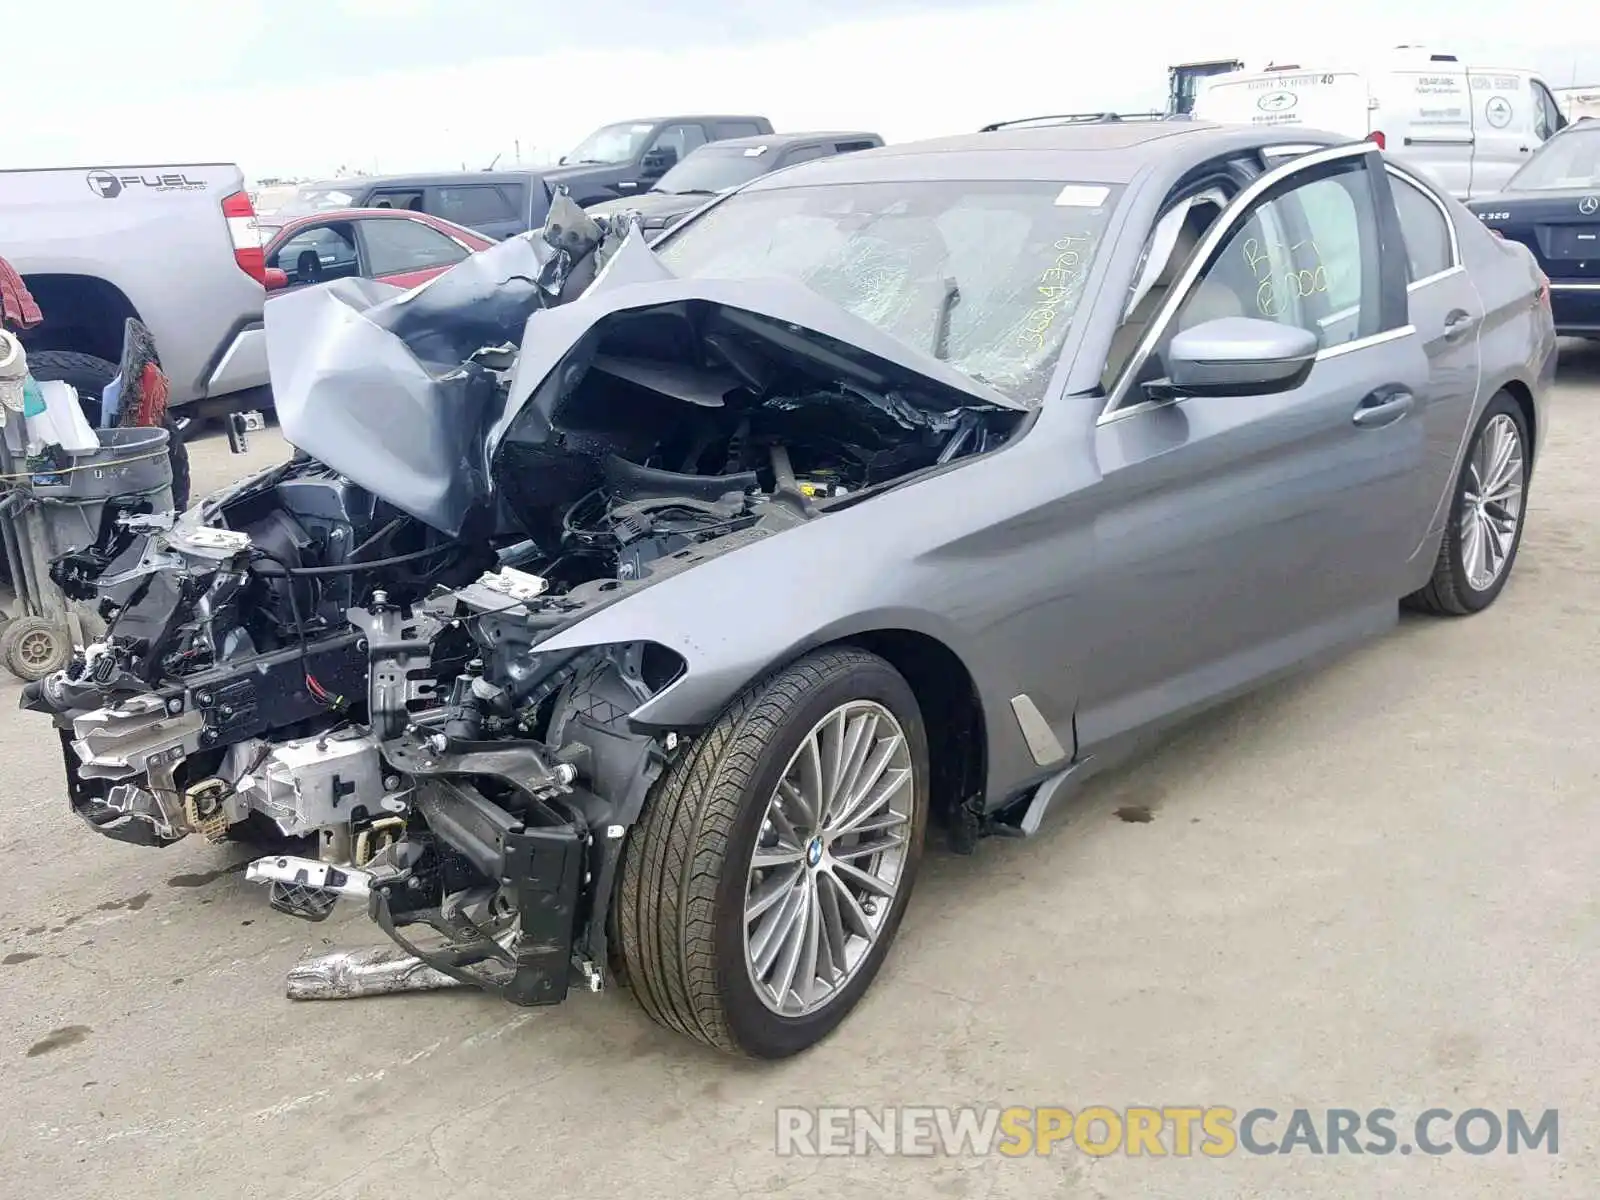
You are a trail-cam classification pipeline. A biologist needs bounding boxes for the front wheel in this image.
[1406,391,1530,615]
[614,647,929,1058]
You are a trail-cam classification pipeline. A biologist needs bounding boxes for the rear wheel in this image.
[24,350,191,510]
[614,647,929,1058]
[1406,392,1530,615]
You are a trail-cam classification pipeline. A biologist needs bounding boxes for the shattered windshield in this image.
[1507,126,1600,190]
[654,179,1121,401]
[653,146,774,194]
[567,121,655,166]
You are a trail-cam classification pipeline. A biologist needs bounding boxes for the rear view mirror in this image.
[1157,316,1319,397]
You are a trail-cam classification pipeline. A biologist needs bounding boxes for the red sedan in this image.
[258,208,496,293]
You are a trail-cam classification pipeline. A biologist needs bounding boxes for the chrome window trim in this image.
[1260,143,1330,160]
[1097,141,1377,424]
[1408,265,1467,291]
[1098,324,1418,425]
[1315,322,1415,360]
[1121,187,1232,320]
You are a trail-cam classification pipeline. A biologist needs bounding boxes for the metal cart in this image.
[0,415,173,679]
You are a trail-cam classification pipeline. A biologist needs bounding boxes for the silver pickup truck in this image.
[4,162,273,472]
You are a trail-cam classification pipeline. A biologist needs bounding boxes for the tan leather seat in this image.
[1104,204,1216,385]
[1175,276,1248,328]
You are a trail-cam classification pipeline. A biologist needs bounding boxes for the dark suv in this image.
[277,170,552,240]
[584,131,884,230]
[544,115,776,207]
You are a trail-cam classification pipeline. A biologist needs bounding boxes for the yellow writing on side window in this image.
[1242,235,1328,320]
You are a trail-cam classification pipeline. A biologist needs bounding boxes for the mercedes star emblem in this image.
[1580,196,1599,215]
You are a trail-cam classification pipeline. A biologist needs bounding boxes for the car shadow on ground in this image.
[1556,336,1600,381]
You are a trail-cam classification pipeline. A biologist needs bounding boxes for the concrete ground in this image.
[1,352,1597,1200]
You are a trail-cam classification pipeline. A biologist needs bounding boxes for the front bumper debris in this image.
[246,854,375,922]
[286,943,465,1000]
[369,774,588,1006]
[250,727,604,1005]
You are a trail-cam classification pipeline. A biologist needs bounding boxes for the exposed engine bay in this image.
[22,195,1026,1006]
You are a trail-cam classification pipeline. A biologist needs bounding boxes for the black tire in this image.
[24,350,190,510]
[614,647,929,1058]
[21,350,116,423]
[0,615,72,680]
[1406,391,1531,615]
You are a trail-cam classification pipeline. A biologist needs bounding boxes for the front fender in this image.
[529,519,995,733]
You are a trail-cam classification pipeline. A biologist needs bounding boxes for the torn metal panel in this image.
[286,944,466,1000]
[265,194,622,537]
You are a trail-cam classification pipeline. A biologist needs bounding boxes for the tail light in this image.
[221,190,267,286]
[1368,130,1386,149]
[1536,269,1551,309]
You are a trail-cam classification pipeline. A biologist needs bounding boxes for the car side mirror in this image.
[263,267,289,291]
[1155,316,1319,397]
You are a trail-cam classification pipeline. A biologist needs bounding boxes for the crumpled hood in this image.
[264,206,1024,539]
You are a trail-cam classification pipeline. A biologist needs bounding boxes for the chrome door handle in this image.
[1353,388,1414,429]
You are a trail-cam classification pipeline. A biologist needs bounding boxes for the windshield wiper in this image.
[931,278,961,362]
[666,188,717,196]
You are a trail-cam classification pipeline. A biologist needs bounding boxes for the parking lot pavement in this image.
[1,361,1597,1200]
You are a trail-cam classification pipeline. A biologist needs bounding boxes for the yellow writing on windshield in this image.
[1017,234,1095,350]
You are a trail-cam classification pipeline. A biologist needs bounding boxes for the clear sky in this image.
[7,0,1595,181]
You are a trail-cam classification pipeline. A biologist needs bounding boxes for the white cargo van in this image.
[1191,48,1568,198]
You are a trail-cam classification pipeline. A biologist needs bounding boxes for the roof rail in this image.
[979,111,1181,133]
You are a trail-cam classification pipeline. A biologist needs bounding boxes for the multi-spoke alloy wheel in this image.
[1458,412,1524,592]
[1408,392,1532,616]
[743,701,914,1017]
[614,647,928,1058]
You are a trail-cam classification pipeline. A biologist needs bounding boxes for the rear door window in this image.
[715,122,764,139]
[430,184,517,227]
[1388,173,1456,282]
[369,189,425,212]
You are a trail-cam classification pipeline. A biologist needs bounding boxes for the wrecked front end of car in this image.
[21,197,618,860]
[25,193,1031,1010]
